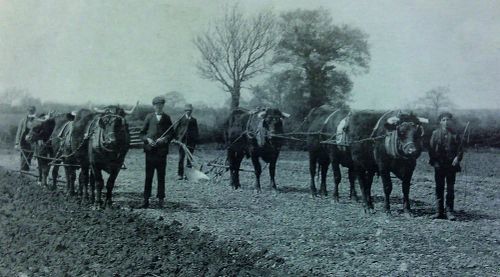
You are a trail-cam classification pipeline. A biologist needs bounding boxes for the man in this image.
[175,103,199,180]
[15,106,37,171]
[428,112,463,220]
[140,96,174,208]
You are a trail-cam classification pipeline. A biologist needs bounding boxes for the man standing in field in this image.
[140,96,174,208]
[15,105,37,171]
[175,103,199,180]
[428,112,463,220]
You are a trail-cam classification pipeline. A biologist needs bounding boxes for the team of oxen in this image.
[226,105,429,215]
[25,104,136,208]
[25,102,429,215]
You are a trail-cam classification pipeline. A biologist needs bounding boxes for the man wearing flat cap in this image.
[428,112,463,220]
[139,96,174,208]
[15,106,37,171]
[174,103,199,180]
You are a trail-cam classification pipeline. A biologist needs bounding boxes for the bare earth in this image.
[0,147,499,276]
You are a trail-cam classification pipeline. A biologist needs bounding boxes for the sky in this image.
[0,0,499,110]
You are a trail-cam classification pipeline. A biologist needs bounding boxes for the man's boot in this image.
[446,210,456,221]
[432,198,446,219]
[141,198,149,209]
[446,203,456,221]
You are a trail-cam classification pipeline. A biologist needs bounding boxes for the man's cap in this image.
[152,96,166,105]
[27,106,36,113]
[438,112,453,121]
[184,103,193,111]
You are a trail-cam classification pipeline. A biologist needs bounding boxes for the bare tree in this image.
[418,86,454,119]
[194,5,277,110]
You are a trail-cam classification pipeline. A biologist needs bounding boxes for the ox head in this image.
[384,113,428,158]
[257,108,290,135]
[94,113,126,151]
[25,113,56,144]
[93,102,136,150]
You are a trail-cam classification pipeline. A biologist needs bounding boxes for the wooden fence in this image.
[129,126,142,148]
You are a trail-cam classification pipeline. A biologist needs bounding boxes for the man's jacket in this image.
[429,128,463,170]
[140,112,173,155]
[15,115,35,146]
[174,115,199,145]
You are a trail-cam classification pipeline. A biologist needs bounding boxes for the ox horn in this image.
[419,125,425,137]
[417,117,429,124]
[35,114,51,122]
[257,111,266,118]
[281,112,290,118]
[94,107,106,113]
[386,116,399,125]
[124,101,139,115]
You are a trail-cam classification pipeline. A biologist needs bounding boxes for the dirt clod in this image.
[0,167,295,276]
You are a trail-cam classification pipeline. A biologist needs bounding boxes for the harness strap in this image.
[322,110,339,128]
[245,112,268,147]
[57,121,72,138]
[384,131,400,158]
[336,113,351,145]
[370,110,394,138]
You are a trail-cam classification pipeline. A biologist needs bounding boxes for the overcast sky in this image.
[0,0,499,110]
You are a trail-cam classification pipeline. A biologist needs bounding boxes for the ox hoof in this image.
[364,208,376,215]
[105,201,113,209]
[350,194,359,202]
[403,210,413,218]
[333,195,340,203]
[95,201,105,210]
[232,184,241,190]
[254,188,262,194]
[431,213,446,220]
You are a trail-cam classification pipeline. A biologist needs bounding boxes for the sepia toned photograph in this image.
[0,0,499,276]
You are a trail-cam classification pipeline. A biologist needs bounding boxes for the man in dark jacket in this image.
[140,96,174,208]
[175,103,199,180]
[15,106,37,171]
[428,112,463,220]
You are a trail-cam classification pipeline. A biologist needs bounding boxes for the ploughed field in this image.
[0,148,499,276]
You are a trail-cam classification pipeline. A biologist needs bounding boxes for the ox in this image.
[225,108,289,192]
[303,105,357,200]
[26,112,76,193]
[347,110,427,215]
[71,104,136,207]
